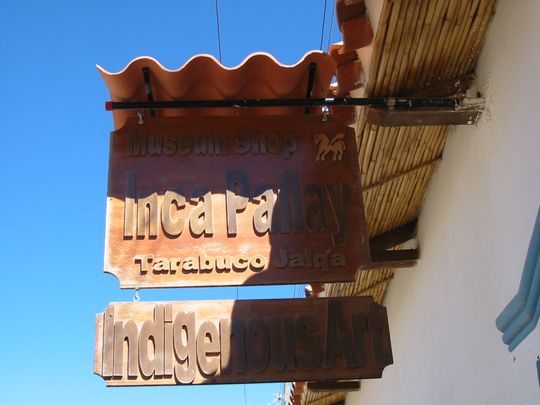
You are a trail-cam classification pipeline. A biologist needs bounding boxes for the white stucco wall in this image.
[347,1,540,404]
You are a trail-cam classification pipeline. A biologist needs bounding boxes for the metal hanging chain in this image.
[133,288,140,302]
[322,105,330,121]
[137,111,144,125]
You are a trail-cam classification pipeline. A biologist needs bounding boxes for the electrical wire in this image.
[319,0,328,50]
[213,6,246,404]
[214,0,241,311]
[326,0,336,51]
[215,0,223,62]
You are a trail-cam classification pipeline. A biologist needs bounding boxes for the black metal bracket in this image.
[142,67,156,117]
[304,62,317,114]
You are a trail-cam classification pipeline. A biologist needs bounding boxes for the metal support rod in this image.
[105,96,471,111]
[304,62,317,114]
[142,67,156,117]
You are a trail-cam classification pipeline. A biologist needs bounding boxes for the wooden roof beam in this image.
[369,249,419,268]
[365,220,419,269]
[366,105,482,127]
[307,380,360,393]
[370,220,417,251]
[367,73,484,127]
[408,72,476,98]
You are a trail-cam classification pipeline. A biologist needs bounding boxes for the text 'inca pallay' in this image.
[104,115,371,288]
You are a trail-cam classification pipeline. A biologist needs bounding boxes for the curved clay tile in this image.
[336,0,373,52]
[98,52,337,129]
[329,43,364,96]
[326,0,372,102]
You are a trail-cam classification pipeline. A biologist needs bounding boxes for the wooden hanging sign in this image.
[105,115,370,288]
[94,297,393,385]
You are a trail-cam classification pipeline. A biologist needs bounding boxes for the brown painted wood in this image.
[105,116,370,288]
[408,72,475,98]
[366,106,481,126]
[357,222,420,269]
[94,297,392,386]
[369,220,417,251]
[307,380,360,392]
[369,249,419,268]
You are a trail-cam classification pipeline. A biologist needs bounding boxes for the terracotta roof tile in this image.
[329,43,364,96]
[336,0,367,22]
[334,1,373,53]
[98,52,336,129]
[327,0,373,98]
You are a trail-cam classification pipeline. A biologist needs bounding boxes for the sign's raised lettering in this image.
[94,297,393,385]
[122,170,349,244]
[105,116,370,288]
[129,132,298,159]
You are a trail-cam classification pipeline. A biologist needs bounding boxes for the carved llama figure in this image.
[314,133,346,161]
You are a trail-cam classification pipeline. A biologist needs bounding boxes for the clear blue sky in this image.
[0,1,340,404]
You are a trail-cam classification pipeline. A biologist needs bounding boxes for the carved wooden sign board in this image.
[94,297,393,385]
[106,115,370,288]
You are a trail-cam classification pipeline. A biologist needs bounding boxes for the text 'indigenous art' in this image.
[94,297,393,385]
